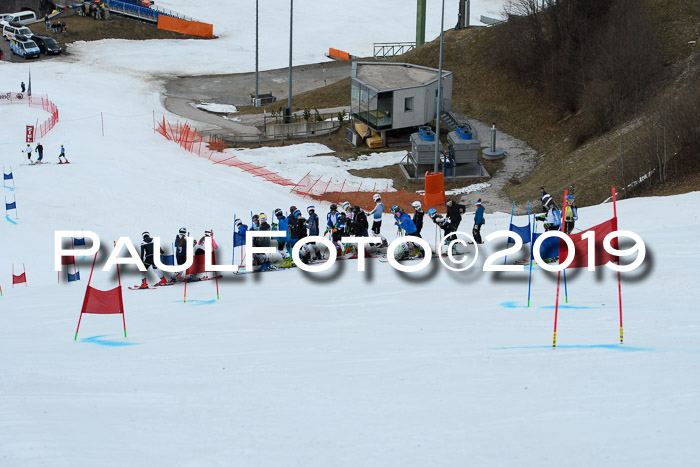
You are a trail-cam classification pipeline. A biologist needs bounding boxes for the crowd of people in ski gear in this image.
[135,194,491,286]
[134,187,580,286]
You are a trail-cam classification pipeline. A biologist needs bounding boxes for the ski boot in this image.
[136,278,149,289]
[156,276,168,286]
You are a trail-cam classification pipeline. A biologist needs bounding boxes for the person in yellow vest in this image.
[564,195,578,234]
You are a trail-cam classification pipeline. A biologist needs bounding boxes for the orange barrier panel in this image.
[424,172,446,207]
[328,48,351,60]
[157,15,213,39]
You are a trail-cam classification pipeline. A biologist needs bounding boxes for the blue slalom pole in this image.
[527,212,535,308]
[564,268,568,303]
[504,201,515,265]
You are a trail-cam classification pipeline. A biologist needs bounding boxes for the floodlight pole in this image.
[288,0,294,116]
[434,0,445,173]
[255,0,259,105]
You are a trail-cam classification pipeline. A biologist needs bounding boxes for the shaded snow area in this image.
[193,102,238,114]
[0,0,698,465]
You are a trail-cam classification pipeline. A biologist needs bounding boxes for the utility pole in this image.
[255,0,259,106]
[287,0,293,122]
[416,0,426,46]
[434,0,445,173]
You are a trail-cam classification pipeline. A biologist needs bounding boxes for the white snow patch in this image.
[193,102,238,114]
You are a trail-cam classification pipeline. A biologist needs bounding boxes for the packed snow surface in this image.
[1,0,698,465]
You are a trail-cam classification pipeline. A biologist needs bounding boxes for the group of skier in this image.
[134,186,582,285]
[537,187,578,234]
[231,194,488,267]
[135,228,219,288]
[23,142,69,165]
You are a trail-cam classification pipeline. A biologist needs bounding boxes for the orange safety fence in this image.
[157,15,213,38]
[155,117,297,186]
[0,94,60,138]
[290,172,428,214]
[30,96,60,139]
[328,48,351,60]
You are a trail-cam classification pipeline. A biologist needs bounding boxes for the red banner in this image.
[560,217,619,269]
[26,125,34,143]
[12,272,27,285]
[81,286,124,315]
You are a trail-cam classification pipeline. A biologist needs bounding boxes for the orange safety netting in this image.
[155,118,297,186]
[290,173,427,213]
[30,96,59,139]
[0,94,60,138]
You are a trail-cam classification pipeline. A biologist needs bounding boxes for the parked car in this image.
[31,35,61,55]
[10,35,40,59]
[2,24,32,41]
[3,11,37,25]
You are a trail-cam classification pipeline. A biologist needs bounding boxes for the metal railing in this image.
[373,42,416,60]
[104,0,198,23]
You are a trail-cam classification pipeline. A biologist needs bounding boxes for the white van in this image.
[5,11,37,25]
[2,24,33,41]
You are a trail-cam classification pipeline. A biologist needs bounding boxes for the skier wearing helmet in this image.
[411,201,424,237]
[348,205,369,236]
[473,199,486,244]
[137,231,168,288]
[368,194,384,234]
[326,204,340,234]
[305,206,319,236]
[564,195,578,234]
[393,206,418,235]
[445,198,466,230]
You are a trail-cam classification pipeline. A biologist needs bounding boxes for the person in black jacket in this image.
[540,187,553,213]
[174,227,188,266]
[291,209,307,242]
[445,198,466,230]
[139,231,167,288]
[411,201,424,237]
[288,205,298,245]
[257,213,271,248]
[348,205,369,236]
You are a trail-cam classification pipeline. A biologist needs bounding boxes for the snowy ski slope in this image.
[1,1,699,465]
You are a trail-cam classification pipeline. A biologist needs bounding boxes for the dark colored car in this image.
[31,35,62,55]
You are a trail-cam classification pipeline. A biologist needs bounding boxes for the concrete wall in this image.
[2,1,56,17]
[265,120,338,137]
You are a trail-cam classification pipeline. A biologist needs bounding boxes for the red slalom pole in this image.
[552,189,568,348]
[184,232,189,303]
[75,250,98,340]
[115,243,126,338]
[213,228,220,300]
[613,187,623,343]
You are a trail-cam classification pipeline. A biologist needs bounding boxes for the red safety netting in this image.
[0,93,60,138]
[155,118,297,187]
[290,173,431,213]
[30,96,60,138]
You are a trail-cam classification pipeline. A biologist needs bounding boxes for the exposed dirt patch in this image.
[43,14,205,45]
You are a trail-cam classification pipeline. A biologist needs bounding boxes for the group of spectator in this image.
[78,2,110,20]
[44,16,66,33]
